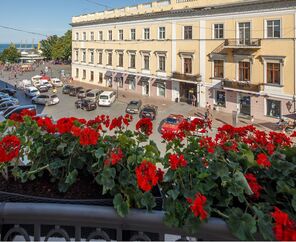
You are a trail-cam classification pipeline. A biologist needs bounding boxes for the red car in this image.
[161,114,185,133]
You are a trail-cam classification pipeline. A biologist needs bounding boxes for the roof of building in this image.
[71,0,296,27]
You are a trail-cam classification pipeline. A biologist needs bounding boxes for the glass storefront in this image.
[266,99,281,118]
[179,82,197,104]
[216,91,226,107]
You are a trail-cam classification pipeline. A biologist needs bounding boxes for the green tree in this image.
[0,44,21,63]
[40,35,58,60]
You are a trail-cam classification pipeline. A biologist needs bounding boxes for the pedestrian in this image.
[191,94,196,107]
[251,115,254,124]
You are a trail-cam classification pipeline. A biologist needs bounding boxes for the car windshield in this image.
[130,101,139,105]
[87,93,95,97]
[143,108,154,113]
[100,95,108,100]
[166,117,177,124]
[51,95,58,98]
[31,90,38,93]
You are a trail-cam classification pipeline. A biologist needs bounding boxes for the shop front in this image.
[105,71,113,87]
[179,82,197,105]
[239,94,251,116]
[140,77,150,96]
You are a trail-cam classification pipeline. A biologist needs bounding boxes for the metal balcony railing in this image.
[224,39,261,48]
[0,203,236,241]
[222,79,262,93]
[171,72,201,82]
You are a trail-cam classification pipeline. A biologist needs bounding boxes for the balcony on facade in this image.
[223,39,261,49]
[171,72,201,82]
[222,79,262,93]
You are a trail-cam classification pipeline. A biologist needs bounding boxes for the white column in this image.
[171,20,179,102]
[199,20,206,107]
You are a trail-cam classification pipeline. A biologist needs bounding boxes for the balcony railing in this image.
[0,203,236,241]
[222,79,262,93]
[171,72,201,82]
[224,39,261,49]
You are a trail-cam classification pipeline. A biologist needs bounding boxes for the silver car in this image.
[32,94,60,106]
[0,101,19,112]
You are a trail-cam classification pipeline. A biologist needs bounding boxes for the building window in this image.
[75,68,79,78]
[267,63,281,85]
[214,60,224,78]
[75,50,79,62]
[119,77,123,88]
[82,70,86,79]
[90,32,94,41]
[267,20,281,38]
[266,99,281,117]
[75,32,79,41]
[157,83,166,97]
[144,55,149,70]
[159,56,166,71]
[90,71,94,82]
[82,50,86,63]
[214,24,224,39]
[184,58,192,74]
[159,27,166,40]
[90,51,94,64]
[99,73,103,83]
[118,53,123,67]
[130,54,136,68]
[108,30,112,40]
[98,52,103,64]
[239,62,250,81]
[144,28,150,40]
[131,29,136,40]
[130,78,136,90]
[184,26,192,40]
[99,31,103,40]
[119,30,123,40]
[107,52,112,65]
[83,32,86,41]
[215,91,226,107]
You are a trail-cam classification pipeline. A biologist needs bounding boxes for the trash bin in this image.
[175,98,179,103]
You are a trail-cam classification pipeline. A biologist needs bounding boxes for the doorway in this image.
[238,22,251,45]
[240,94,251,116]
[142,82,149,96]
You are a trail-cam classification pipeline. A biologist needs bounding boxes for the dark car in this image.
[77,89,92,99]
[126,100,142,114]
[69,87,84,97]
[139,105,158,120]
[75,98,97,111]
[62,85,74,94]
[38,85,49,93]
[0,88,17,97]
[3,105,37,119]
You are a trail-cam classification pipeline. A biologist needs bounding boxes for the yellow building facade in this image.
[71,0,296,121]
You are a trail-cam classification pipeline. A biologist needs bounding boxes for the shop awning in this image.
[126,74,136,81]
[140,77,150,83]
[115,72,124,79]
[154,79,166,85]
[104,71,113,78]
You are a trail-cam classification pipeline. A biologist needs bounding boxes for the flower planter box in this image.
[0,202,237,241]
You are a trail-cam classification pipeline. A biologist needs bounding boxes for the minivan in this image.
[86,89,103,102]
[98,91,116,106]
[25,86,40,97]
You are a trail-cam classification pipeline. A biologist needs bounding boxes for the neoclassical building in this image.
[71,0,296,121]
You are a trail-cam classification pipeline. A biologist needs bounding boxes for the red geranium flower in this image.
[104,148,124,166]
[135,160,160,192]
[56,117,76,134]
[199,136,216,154]
[37,117,56,134]
[271,207,296,241]
[256,153,271,168]
[71,125,81,137]
[168,154,187,170]
[244,173,262,199]
[187,193,208,220]
[9,109,36,122]
[79,127,99,146]
[136,118,153,136]
[0,135,21,163]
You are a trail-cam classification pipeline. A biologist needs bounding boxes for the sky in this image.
[0,0,149,44]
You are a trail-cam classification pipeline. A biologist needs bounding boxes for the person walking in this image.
[191,94,196,107]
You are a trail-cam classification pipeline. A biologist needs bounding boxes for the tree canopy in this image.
[0,44,21,63]
[40,30,72,61]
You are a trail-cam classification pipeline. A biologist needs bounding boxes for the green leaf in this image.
[167,189,180,200]
[241,149,256,168]
[292,195,296,212]
[118,169,131,186]
[227,208,257,240]
[65,169,78,185]
[113,194,129,217]
[234,171,253,196]
[95,147,105,160]
[100,167,116,194]
[57,143,67,153]
[141,192,156,211]
[49,158,65,170]
[253,206,274,240]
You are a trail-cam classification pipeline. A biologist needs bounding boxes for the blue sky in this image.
[0,0,148,44]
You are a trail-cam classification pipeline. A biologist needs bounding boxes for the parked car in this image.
[40,79,53,89]
[77,89,92,99]
[0,105,19,116]
[25,86,40,97]
[86,89,103,102]
[69,87,84,97]
[160,114,185,134]
[18,79,32,90]
[98,91,116,106]
[0,97,19,105]
[139,105,158,120]
[126,100,142,114]
[62,85,74,94]
[0,92,10,98]
[0,101,18,112]
[51,78,63,87]
[0,88,16,97]
[187,116,207,136]
[38,85,49,93]
[75,98,97,111]
[1,105,37,120]
[32,94,59,106]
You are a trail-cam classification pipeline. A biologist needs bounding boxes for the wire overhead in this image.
[0,25,48,37]
[85,0,110,10]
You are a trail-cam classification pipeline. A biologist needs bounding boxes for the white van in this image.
[31,75,42,87]
[51,78,63,87]
[25,86,40,97]
[18,80,32,90]
[98,91,116,106]
[40,79,53,89]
